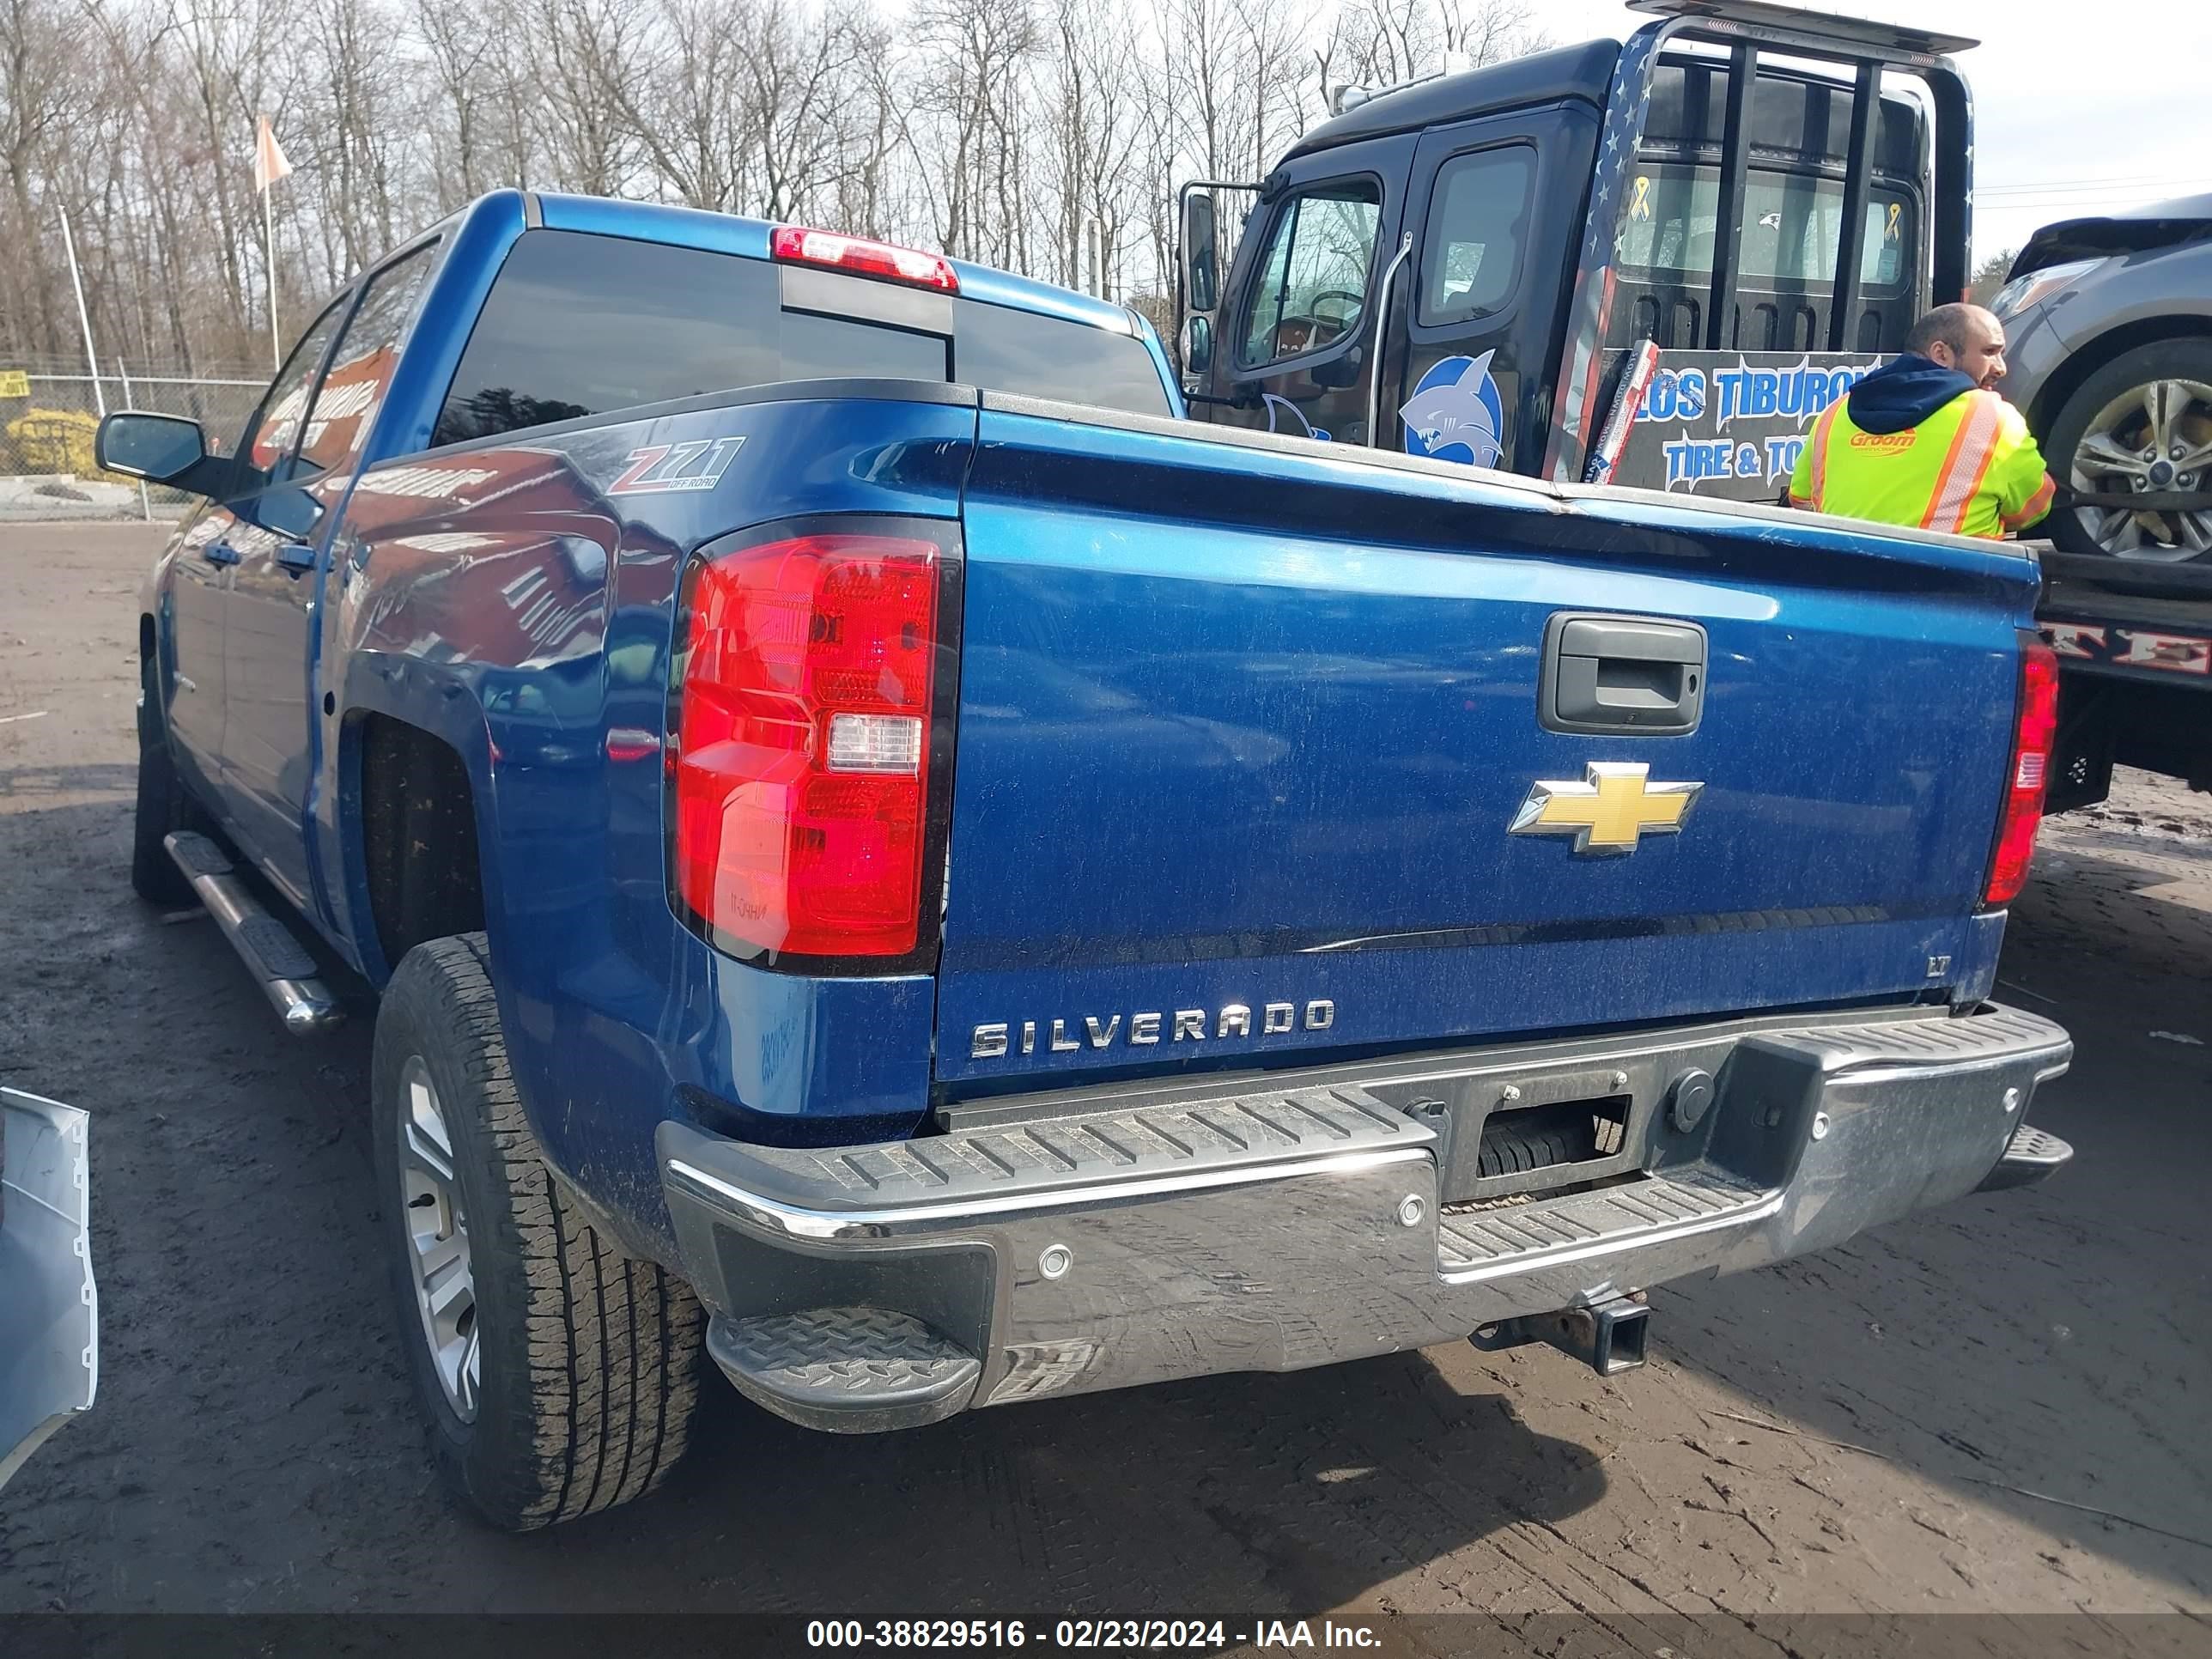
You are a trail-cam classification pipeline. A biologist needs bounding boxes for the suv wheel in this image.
[371,933,704,1530]
[2045,339,2212,562]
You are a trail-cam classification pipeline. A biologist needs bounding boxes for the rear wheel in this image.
[131,649,203,904]
[2045,339,2212,562]
[371,933,704,1530]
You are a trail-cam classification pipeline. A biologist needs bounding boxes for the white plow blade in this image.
[0,1086,95,1492]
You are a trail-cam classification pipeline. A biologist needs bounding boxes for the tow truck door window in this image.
[1418,146,1534,325]
[1237,181,1382,369]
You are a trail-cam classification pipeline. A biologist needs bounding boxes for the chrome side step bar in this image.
[163,832,343,1035]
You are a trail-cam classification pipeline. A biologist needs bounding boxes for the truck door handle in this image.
[275,542,317,577]
[202,542,241,567]
[1539,613,1708,736]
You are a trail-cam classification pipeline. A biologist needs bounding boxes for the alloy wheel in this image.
[2067,376,2212,560]
[398,1054,479,1422]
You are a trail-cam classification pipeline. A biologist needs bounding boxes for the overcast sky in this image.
[1546,0,2211,263]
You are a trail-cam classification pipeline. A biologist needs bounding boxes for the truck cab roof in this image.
[527,191,1146,339]
[1285,39,1622,162]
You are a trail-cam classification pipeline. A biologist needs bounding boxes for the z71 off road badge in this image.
[607,436,746,495]
[1510,762,1702,855]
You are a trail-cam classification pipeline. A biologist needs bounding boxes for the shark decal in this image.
[1261,393,1331,443]
[1400,350,1505,469]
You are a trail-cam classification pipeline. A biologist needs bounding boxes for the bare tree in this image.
[0,0,1553,372]
[1,0,92,354]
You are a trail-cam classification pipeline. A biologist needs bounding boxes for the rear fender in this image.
[323,392,980,1252]
[335,653,504,988]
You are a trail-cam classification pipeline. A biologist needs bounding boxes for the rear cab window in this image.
[434,228,1171,448]
[1613,163,1917,291]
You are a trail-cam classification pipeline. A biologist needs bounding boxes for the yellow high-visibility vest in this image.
[1788,387,2056,538]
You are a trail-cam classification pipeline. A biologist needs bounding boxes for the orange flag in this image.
[252,114,292,192]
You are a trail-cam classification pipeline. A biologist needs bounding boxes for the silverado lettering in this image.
[970,1000,1336,1060]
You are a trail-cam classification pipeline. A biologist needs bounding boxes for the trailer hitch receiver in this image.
[1469,1291,1650,1376]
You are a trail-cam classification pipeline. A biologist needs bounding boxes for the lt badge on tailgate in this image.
[1510,762,1703,855]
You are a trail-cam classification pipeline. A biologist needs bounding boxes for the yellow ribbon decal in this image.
[1885,201,1901,242]
[1630,176,1652,222]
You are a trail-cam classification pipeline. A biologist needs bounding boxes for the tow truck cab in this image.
[1173,0,1976,496]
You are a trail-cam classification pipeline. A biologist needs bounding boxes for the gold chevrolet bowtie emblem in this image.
[1509,762,1704,854]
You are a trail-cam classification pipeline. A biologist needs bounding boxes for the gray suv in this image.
[1995,192,2212,563]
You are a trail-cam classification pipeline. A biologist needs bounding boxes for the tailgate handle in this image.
[1540,613,1707,736]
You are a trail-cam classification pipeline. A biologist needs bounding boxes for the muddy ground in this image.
[2,523,2208,1638]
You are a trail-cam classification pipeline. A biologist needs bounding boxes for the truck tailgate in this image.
[932,400,2041,1087]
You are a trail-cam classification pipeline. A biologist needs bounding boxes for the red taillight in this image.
[770,226,959,293]
[1984,635,2059,906]
[674,532,941,958]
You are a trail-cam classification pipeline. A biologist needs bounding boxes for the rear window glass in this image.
[1613,164,1916,290]
[435,228,1169,447]
[435,232,945,447]
[952,301,1172,416]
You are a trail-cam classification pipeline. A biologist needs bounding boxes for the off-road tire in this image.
[131,651,203,904]
[2044,337,2212,562]
[371,933,704,1531]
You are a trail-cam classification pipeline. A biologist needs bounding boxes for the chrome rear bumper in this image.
[660,1003,2070,1431]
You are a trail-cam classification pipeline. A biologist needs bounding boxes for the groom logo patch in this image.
[1400,351,1504,469]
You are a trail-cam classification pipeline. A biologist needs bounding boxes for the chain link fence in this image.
[1,357,264,521]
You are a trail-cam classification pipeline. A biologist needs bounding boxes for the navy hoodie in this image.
[1844,352,1979,434]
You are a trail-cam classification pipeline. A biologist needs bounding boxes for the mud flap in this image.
[0,1086,96,1492]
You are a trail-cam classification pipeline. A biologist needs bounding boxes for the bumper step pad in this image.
[1437,1169,1776,1282]
[706,1306,981,1433]
[1977,1123,2074,1192]
[671,1080,1430,1221]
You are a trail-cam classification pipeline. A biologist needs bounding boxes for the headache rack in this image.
[1544,0,1980,481]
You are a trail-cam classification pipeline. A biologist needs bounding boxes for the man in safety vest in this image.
[1788,303,2057,538]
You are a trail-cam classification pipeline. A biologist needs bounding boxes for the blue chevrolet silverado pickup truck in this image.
[99,189,2077,1532]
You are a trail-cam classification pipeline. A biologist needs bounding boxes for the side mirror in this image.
[1180,314,1215,379]
[95,412,215,491]
[1180,189,1220,317]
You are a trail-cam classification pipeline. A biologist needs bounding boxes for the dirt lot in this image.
[3,523,2209,1634]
